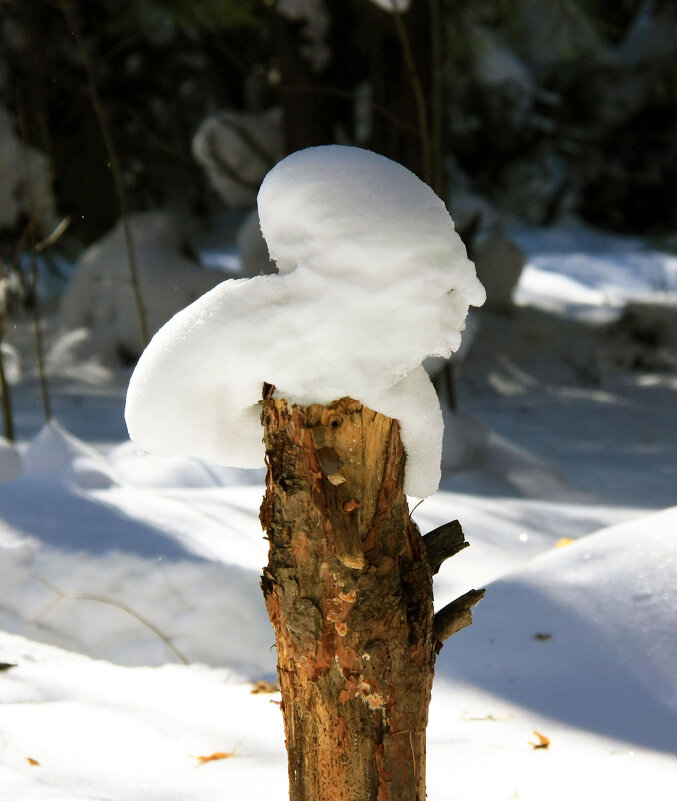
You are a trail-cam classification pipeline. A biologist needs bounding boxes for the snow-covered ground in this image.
[1,219,676,800]
[513,218,677,322]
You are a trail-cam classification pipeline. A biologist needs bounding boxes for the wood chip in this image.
[191,750,238,764]
[529,731,550,750]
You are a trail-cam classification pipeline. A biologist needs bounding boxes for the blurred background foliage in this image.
[0,0,675,249]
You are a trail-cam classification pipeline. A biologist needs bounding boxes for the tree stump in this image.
[259,384,481,801]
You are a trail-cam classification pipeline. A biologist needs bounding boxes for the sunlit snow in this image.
[126,146,485,497]
[1,202,676,800]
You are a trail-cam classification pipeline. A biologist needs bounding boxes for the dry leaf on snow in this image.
[191,749,238,765]
[529,731,550,750]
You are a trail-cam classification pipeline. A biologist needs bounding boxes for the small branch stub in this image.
[433,588,486,649]
[422,520,468,575]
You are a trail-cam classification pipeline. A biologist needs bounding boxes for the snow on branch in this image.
[370,0,412,13]
[125,145,485,497]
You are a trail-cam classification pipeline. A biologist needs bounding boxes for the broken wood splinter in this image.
[422,520,468,575]
[433,588,486,648]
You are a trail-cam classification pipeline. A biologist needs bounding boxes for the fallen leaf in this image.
[191,750,238,765]
[250,679,280,694]
[555,537,575,548]
[26,757,40,766]
[0,663,17,672]
[532,632,552,641]
[529,731,550,750]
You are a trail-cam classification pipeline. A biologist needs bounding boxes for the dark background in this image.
[2,0,676,250]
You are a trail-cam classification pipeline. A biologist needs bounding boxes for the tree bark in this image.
[259,385,437,801]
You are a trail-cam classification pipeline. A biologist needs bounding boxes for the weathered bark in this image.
[422,520,467,575]
[259,385,482,801]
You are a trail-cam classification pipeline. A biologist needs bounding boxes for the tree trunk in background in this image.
[259,385,437,801]
[274,12,336,153]
[365,2,436,189]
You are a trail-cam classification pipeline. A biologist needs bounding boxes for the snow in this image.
[191,109,282,209]
[1,426,676,799]
[512,218,677,321]
[57,211,222,363]
[1,212,677,800]
[126,146,485,497]
[440,509,677,727]
[369,0,411,13]
[0,107,56,234]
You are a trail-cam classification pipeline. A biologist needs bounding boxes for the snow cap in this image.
[125,145,485,497]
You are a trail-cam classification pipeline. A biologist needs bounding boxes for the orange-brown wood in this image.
[260,386,437,801]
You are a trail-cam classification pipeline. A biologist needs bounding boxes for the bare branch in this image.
[29,573,190,666]
[59,0,150,346]
[280,84,422,138]
[434,588,485,648]
[35,216,71,252]
[422,519,467,575]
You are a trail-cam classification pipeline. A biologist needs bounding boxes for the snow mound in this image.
[109,440,265,489]
[0,631,286,799]
[58,211,222,362]
[0,424,271,669]
[23,421,120,489]
[438,506,677,749]
[126,146,485,497]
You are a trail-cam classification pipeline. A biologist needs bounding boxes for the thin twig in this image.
[428,0,445,198]
[29,573,191,666]
[16,97,53,423]
[59,0,150,346]
[280,84,422,139]
[35,216,71,252]
[29,247,52,421]
[410,498,425,515]
[391,7,432,185]
[0,258,15,442]
[126,108,194,162]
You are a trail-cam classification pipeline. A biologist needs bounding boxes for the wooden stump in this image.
[259,385,481,801]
